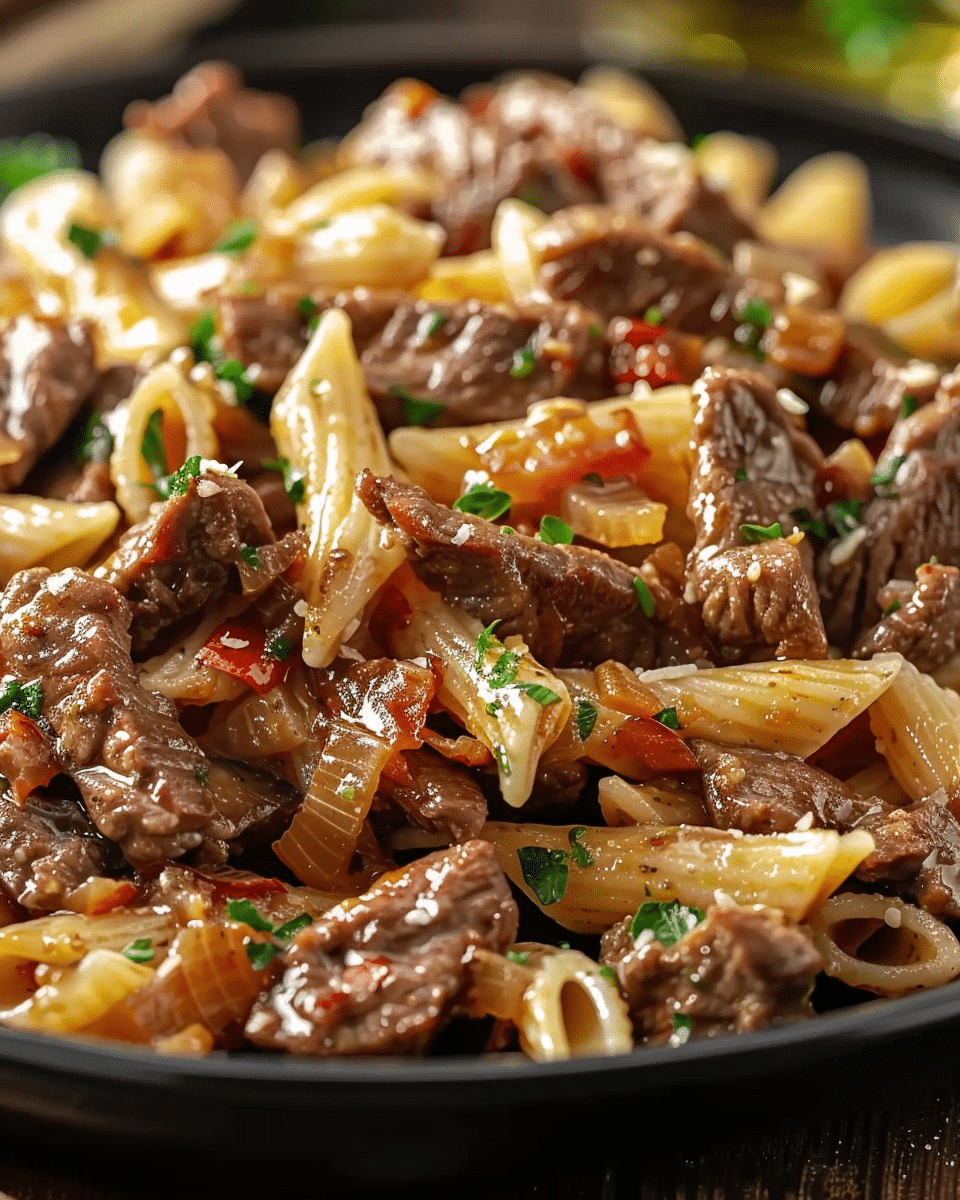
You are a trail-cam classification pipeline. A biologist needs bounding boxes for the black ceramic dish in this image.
[0,23,959,1186]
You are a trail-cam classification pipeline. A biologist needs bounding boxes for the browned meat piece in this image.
[124,61,300,183]
[536,207,740,330]
[0,790,118,912]
[245,840,518,1055]
[97,470,304,658]
[601,905,822,1043]
[0,569,215,867]
[857,793,960,918]
[635,542,711,666]
[598,137,753,255]
[218,288,610,426]
[0,316,97,491]
[381,746,487,844]
[685,367,827,661]
[64,460,113,504]
[358,472,656,669]
[854,563,960,673]
[691,740,885,834]
[818,389,960,644]
[199,758,301,863]
[806,323,940,437]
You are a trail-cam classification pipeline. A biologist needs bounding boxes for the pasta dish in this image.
[0,61,953,1061]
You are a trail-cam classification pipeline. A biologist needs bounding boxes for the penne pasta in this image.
[756,152,871,255]
[692,131,777,215]
[869,660,960,802]
[491,198,548,305]
[597,774,710,827]
[809,893,960,995]
[483,821,875,932]
[270,307,405,667]
[270,165,438,237]
[414,249,511,304]
[294,205,444,291]
[578,66,684,142]
[0,495,119,583]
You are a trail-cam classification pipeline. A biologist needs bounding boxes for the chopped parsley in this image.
[510,346,536,379]
[453,482,511,521]
[140,408,168,489]
[734,466,748,483]
[518,683,561,706]
[0,677,42,720]
[262,455,305,504]
[227,899,313,969]
[338,785,357,801]
[517,846,570,905]
[122,938,154,964]
[790,507,829,540]
[76,408,112,465]
[652,706,680,731]
[539,515,574,545]
[216,359,254,403]
[188,311,217,362]
[643,306,663,326]
[506,949,531,966]
[476,619,502,668]
[67,222,106,259]
[297,296,318,319]
[870,454,906,496]
[689,132,707,149]
[153,455,203,501]
[633,576,655,618]
[900,394,919,420]
[630,899,704,946]
[738,298,773,330]
[425,311,446,337]
[387,384,446,427]
[188,310,253,401]
[826,499,862,538]
[599,965,618,985]
[485,700,501,716]
[884,598,902,616]
[567,826,593,868]
[574,698,598,741]
[212,217,258,254]
[739,521,782,543]
[499,526,515,536]
[488,649,521,690]
[240,544,262,570]
[0,133,79,200]
[671,1013,693,1043]
[268,635,291,662]
[195,765,209,785]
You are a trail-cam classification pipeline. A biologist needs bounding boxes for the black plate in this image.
[0,24,959,1187]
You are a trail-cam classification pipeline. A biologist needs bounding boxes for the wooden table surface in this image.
[0,1086,958,1200]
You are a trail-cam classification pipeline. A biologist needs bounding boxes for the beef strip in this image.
[635,542,711,666]
[381,746,487,844]
[358,471,657,669]
[0,568,215,867]
[804,323,940,438]
[124,61,300,183]
[853,563,960,673]
[198,758,301,863]
[691,739,886,835]
[96,470,304,659]
[0,790,118,912]
[856,792,960,919]
[817,388,960,644]
[217,287,610,425]
[245,839,518,1055]
[0,316,97,492]
[686,366,828,661]
[601,904,821,1043]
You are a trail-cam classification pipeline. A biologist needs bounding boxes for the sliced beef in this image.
[124,61,300,183]
[0,568,215,867]
[358,471,657,669]
[817,389,960,644]
[96,470,304,659]
[218,287,610,425]
[805,322,940,438]
[0,790,118,912]
[199,758,301,863]
[635,542,711,666]
[0,316,97,492]
[601,904,821,1043]
[691,740,886,835]
[856,792,960,919]
[245,839,518,1055]
[381,746,487,844]
[853,563,960,673]
[64,460,113,505]
[686,366,827,661]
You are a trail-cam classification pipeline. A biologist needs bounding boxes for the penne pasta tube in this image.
[241,149,306,219]
[869,660,960,802]
[0,949,154,1034]
[414,249,511,304]
[270,307,405,667]
[578,66,684,142]
[809,893,960,995]
[294,205,444,291]
[0,170,187,362]
[270,165,438,237]
[106,359,219,524]
[619,654,904,758]
[389,567,571,808]
[483,821,876,933]
[756,152,871,255]
[492,198,548,305]
[692,131,777,215]
[0,495,119,584]
[597,774,710,827]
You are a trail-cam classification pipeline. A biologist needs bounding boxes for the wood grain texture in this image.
[1,1092,960,1200]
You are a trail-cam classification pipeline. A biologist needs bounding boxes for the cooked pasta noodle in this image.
[756,152,871,255]
[869,660,960,801]
[0,495,119,582]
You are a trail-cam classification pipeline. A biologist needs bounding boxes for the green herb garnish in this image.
[539,515,574,545]
[227,899,312,969]
[212,217,258,254]
[734,466,748,483]
[195,765,209,785]
[510,346,536,379]
[517,846,569,905]
[739,521,782,543]
[122,939,154,964]
[338,785,357,801]
[567,826,593,868]
[630,899,704,946]
[488,650,521,690]
[268,636,291,662]
[900,394,919,420]
[76,408,112,465]
[790,507,829,540]
[387,384,446,427]
[652,706,680,731]
[633,576,655,618]
[574,698,598,741]
[262,455,305,504]
[738,298,772,330]
[870,454,906,494]
[0,134,79,200]
[599,965,618,985]
[518,683,561,706]
[453,482,512,520]
[425,311,446,337]
[643,306,663,326]
[671,1013,693,1042]
[240,544,261,570]
[476,619,502,668]
[506,950,531,965]
[140,408,168,489]
[67,222,105,259]
[297,296,318,320]
[884,598,902,616]
[826,499,862,538]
